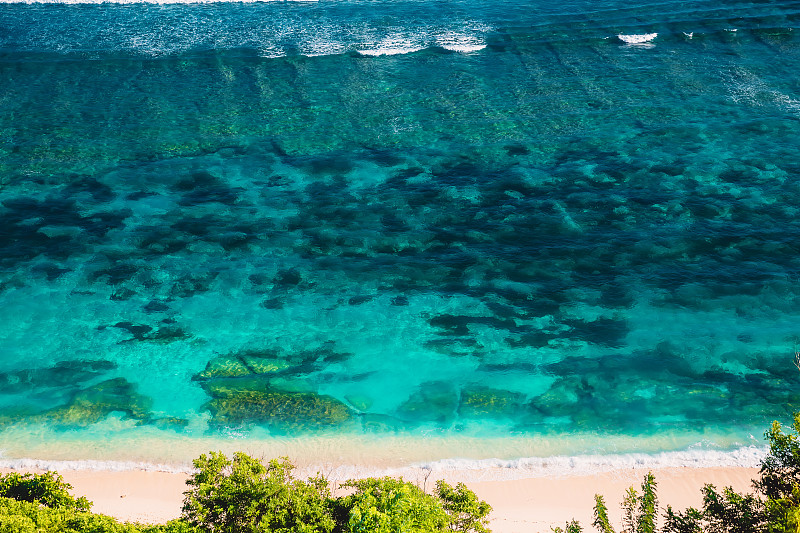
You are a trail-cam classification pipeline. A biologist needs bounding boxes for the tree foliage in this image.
[181,452,493,533]
[181,452,334,533]
[700,484,766,533]
[637,473,657,533]
[0,471,91,512]
[435,480,492,533]
[593,495,615,533]
[584,412,800,533]
[336,477,449,533]
[593,473,657,533]
[662,505,702,533]
[755,413,800,501]
[0,496,188,533]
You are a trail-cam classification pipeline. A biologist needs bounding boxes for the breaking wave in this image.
[618,32,658,44]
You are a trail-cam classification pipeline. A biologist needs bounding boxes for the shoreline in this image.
[1,462,761,532]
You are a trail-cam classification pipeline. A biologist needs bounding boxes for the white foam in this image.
[435,31,487,53]
[357,46,423,57]
[412,446,766,479]
[299,446,768,485]
[356,34,424,57]
[441,43,486,53]
[0,446,766,483]
[618,33,658,44]
[0,457,191,474]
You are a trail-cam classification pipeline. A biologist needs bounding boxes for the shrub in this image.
[0,471,91,512]
[0,496,158,533]
[181,452,334,533]
[755,412,800,501]
[336,477,449,533]
[434,480,492,533]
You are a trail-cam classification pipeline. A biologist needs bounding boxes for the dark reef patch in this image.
[0,375,154,429]
[459,386,525,418]
[44,377,152,427]
[0,360,118,394]
[193,344,356,432]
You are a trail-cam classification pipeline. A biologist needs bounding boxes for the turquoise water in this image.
[1,0,799,467]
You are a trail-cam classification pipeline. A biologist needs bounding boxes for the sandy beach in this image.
[1,465,759,532]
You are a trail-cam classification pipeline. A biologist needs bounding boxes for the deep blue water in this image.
[1,0,800,464]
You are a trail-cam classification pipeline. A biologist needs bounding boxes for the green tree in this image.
[434,480,492,533]
[701,484,766,533]
[0,471,91,512]
[636,473,657,533]
[755,413,800,501]
[620,486,638,533]
[764,486,800,533]
[592,495,614,533]
[181,452,334,533]
[592,473,656,533]
[0,495,179,533]
[336,477,449,533]
[662,505,702,533]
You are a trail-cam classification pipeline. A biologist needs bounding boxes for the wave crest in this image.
[618,33,658,44]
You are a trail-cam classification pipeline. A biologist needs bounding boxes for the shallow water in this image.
[1,0,799,469]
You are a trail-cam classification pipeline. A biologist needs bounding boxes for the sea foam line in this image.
[414,446,766,476]
[0,457,192,474]
[307,446,768,484]
[0,447,767,483]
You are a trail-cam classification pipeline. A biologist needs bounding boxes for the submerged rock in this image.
[196,356,252,380]
[204,388,353,432]
[195,346,355,432]
[43,377,152,427]
[242,356,293,375]
[459,386,525,418]
[194,344,353,384]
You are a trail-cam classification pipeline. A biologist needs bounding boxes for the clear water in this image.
[1,0,799,469]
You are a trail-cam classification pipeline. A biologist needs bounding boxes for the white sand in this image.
[2,465,759,532]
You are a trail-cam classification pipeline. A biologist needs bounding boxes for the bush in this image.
[336,477,449,533]
[755,412,800,501]
[181,452,493,533]
[0,496,158,533]
[181,452,334,533]
[435,480,492,533]
[0,471,91,512]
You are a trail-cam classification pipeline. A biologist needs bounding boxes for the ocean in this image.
[0,0,799,476]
